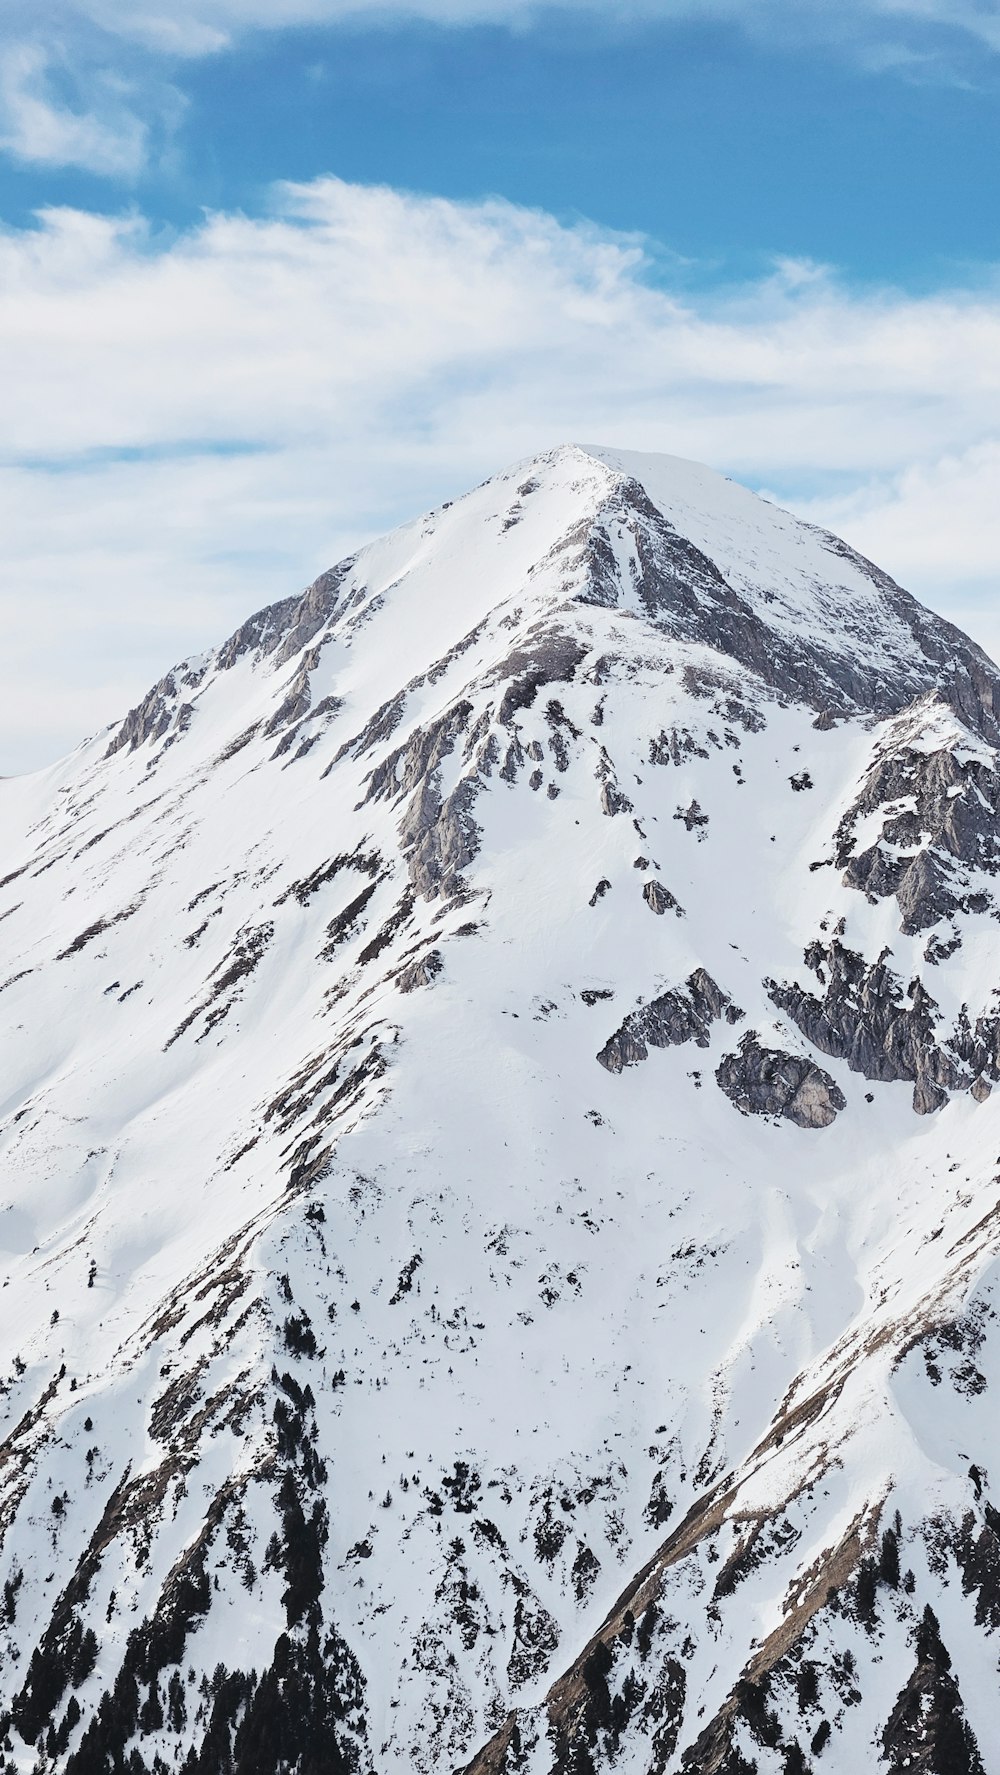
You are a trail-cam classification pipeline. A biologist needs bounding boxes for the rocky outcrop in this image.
[582,480,1000,740]
[362,702,482,901]
[104,663,205,758]
[769,941,971,1114]
[106,561,358,760]
[715,1033,846,1127]
[489,631,589,726]
[597,970,740,1072]
[642,880,683,917]
[397,949,444,993]
[271,562,357,668]
[834,695,1000,933]
[264,654,316,744]
[216,559,356,671]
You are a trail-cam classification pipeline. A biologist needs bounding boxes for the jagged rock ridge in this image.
[1,445,1000,1773]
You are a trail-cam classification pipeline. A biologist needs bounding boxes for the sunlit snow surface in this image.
[1,445,1000,1772]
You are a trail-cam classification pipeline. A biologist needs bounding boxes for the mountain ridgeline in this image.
[1,444,1000,1773]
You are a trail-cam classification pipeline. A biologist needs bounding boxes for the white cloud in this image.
[0,0,993,180]
[2,176,1000,771]
[40,0,1000,61]
[881,0,1000,55]
[0,43,151,177]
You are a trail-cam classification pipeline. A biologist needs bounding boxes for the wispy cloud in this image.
[0,43,150,177]
[882,0,1000,55]
[50,0,1000,61]
[1,176,999,770]
[0,34,188,179]
[0,0,995,182]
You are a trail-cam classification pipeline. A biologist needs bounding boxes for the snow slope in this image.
[1,444,999,1773]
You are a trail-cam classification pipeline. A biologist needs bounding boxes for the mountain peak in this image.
[90,441,1000,784]
[3,446,1000,1775]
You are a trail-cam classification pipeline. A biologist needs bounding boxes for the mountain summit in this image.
[2,444,1000,1773]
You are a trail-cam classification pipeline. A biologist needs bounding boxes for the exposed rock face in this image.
[572,474,1000,741]
[396,948,444,993]
[834,694,1000,934]
[770,929,1000,1116]
[769,941,972,1114]
[9,444,1000,1775]
[715,1033,846,1127]
[215,560,356,673]
[364,700,482,900]
[489,631,589,725]
[104,662,206,757]
[642,879,683,917]
[597,969,740,1072]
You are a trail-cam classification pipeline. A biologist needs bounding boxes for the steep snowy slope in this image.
[1,444,1000,1774]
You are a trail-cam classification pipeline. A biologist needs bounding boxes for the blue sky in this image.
[2,0,1000,768]
[6,7,1000,283]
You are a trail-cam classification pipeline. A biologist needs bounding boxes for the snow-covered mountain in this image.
[2,442,1000,1774]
